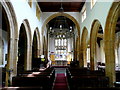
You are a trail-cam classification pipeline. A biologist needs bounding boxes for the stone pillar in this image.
[78,37,80,62]
[5,38,14,86]
[12,38,18,76]
[105,40,116,86]
[83,50,87,67]
[117,45,120,67]
[90,46,95,70]
[26,44,32,70]
[37,49,41,58]
[80,46,84,67]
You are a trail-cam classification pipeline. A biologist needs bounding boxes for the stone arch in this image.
[90,19,102,70]
[81,27,88,67]
[43,36,47,59]
[41,12,81,63]
[20,19,32,70]
[31,27,41,69]
[42,13,80,36]
[18,24,27,74]
[104,2,120,86]
[34,27,41,57]
[1,1,18,86]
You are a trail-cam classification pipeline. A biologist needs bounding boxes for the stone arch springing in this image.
[104,2,120,86]
[1,1,18,86]
[90,19,102,70]
[81,27,88,67]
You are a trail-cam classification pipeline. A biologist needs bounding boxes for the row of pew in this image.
[2,67,55,90]
[66,67,110,90]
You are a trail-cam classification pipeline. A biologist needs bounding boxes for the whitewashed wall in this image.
[10,0,43,41]
[80,1,113,38]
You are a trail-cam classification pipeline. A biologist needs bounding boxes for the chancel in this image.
[48,15,75,67]
[1,0,120,90]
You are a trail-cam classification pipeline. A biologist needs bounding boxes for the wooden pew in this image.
[66,67,109,90]
[2,87,43,90]
[12,67,55,90]
[77,87,120,90]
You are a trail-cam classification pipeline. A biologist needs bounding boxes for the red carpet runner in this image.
[53,73,69,90]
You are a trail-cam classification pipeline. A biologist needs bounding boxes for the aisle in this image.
[53,73,69,90]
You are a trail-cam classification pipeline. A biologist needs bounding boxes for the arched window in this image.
[81,3,86,22]
[55,38,67,59]
[91,0,97,8]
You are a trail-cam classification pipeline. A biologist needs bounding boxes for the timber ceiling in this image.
[37,2,85,12]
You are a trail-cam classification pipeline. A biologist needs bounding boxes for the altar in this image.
[54,59,67,66]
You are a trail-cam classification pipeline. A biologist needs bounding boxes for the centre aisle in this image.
[53,73,69,90]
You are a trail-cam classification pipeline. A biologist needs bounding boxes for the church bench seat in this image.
[77,87,120,90]
[68,75,109,89]
[12,76,53,90]
[1,87,43,90]
[116,71,120,82]
[66,69,109,90]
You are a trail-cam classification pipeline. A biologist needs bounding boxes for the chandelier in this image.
[49,15,74,39]
[48,1,75,50]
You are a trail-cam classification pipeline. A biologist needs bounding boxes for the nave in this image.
[0,1,120,90]
[1,65,120,90]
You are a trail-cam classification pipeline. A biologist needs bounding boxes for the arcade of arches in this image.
[0,1,120,89]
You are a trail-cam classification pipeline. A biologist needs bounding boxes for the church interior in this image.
[0,0,120,90]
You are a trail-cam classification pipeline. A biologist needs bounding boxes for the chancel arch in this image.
[42,13,80,60]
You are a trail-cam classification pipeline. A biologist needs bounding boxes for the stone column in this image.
[5,38,14,86]
[90,45,95,70]
[80,45,84,67]
[26,44,32,70]
[12,38,18,76]
[118,46,120,67]
[83,50,87,67]
[105,40,116,86]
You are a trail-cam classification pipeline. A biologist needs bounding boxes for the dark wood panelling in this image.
[38,2,85,12]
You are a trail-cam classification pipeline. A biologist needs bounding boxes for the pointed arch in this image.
[1,1,18,86]
[90,19,102,70]
[41,12,81,63]
[34,27,41,57]
[104,2,120,86]
[20,19,32,70]
[42,13,80,36]
[32,27,41,69]
[81,27,88,67]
